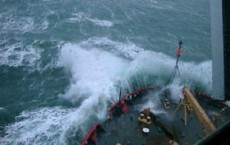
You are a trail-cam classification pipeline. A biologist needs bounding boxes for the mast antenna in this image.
[166,41,183,84]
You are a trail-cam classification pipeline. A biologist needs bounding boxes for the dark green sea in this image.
[0,0,211,144]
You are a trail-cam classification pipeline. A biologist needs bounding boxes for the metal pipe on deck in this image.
[183,87,216,134]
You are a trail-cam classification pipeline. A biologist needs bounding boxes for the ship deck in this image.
[83,88,230,145]
[98,109,171,145]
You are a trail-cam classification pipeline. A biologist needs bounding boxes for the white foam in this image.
[56,43,211,143]
[79,37,144,59]
[0,107,7,113]
[125,50,212,91]
[140,94,167,116]
[0,103,110,145]
[68,12,89,22]
[88,18,113,27]
[0,107,74,145]
[166,80,184,102]
[138,82,183,117]
[68,12,114,27]
[0,43,42,67]
[0,106,109,145]
[60,96,109,144]
[36,17,49,30]
[61,39,212,93]
[126,50,172,75]
[3,17,34,32]
[59,43,129,103]
[2,14,49,32]
[180,61,212,91]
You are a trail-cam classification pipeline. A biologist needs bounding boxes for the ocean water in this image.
[0,0,211,144]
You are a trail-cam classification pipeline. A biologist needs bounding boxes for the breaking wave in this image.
[124,50,212,92]
[0,0,212,145]
[0,38,212,145]
[59,38,212,105]
[59,43,129,103]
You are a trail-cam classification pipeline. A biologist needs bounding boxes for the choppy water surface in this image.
[0,0,211,144]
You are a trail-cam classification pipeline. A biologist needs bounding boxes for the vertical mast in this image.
[166,41,182,85]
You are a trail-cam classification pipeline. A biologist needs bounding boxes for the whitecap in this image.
[79,37,144,59]
[88,18,113,27]
[68,12,114,27]
[0,43,42,67]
